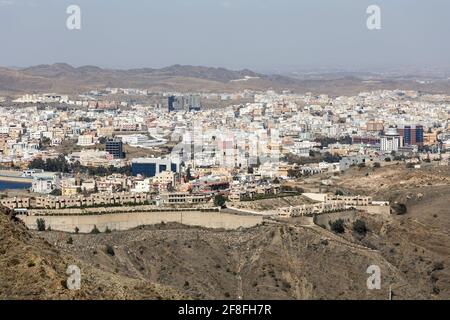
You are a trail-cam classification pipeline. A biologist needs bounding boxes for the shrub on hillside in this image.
[90,225,101,234]
[106,245,115,256]
[352,219,368,236]
[392,203,407,215]
[329,219,345,234]
[36,218,46,232]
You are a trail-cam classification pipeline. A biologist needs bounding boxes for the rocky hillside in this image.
[0,209,187,300]
[22,220,426,300]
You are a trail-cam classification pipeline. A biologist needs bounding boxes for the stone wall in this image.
[354,205,391,216]
[18,211,263,233]
[314,211,358,229]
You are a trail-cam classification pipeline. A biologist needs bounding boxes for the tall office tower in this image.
[105,138,125,159]
[397,124,424,147]
[188,95,202,111]
[168,95,201,112]
[168,95,176,112]
[380,127,402,152]
[168,95,185,112]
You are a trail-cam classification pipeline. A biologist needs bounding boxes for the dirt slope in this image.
[0,211,187,300]
[35,221,424,300]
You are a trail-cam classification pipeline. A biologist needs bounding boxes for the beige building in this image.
[325,195,372,206]
[62,185,79,196]
[2,192,150,210]
[278,201,347,217]
[1,197,30,209]
[153,171,176,187]
[160,192,212,205]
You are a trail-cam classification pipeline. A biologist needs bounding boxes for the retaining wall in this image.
[18,211,263,233]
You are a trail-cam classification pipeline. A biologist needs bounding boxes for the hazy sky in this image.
[0,0,449,72]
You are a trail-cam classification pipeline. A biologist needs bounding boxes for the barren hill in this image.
[0,63,289,95]
[0,208,432,300]
[0,210,187,300]
[2,63,450,96]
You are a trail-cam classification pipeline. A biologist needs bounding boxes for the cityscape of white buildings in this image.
[0,88,449,209]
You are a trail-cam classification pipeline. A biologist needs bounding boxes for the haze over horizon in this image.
[1,0,450,73]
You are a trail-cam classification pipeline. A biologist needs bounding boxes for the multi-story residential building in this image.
[0,197,31,209]
[77,135,95,146]
[153,170,177,188]
[32,192,149,209]
[31,173,60,194]
[398,124,424,147]
[380,127,403,152]
[168,95,202,112]
[160,192,212,205]
[105,138,125,159]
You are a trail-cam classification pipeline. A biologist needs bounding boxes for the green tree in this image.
[329,219,345,234]
[214,194,227,208]
[352,220,368,236]
[50,189,62,196]
[36,218,46,232]
[90,225,101,234]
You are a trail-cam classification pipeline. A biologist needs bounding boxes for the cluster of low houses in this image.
[228,183,282,201]
[0,191,215,210]
[1,186,391,218]
[277,193,390,217]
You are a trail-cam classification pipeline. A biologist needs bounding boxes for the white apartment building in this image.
[77,135,95,146]
[131,178,152,193]
[31,173,61,194]
[380,127,403,152]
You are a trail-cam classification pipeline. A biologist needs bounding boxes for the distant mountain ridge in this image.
[1,63,450,96]
[0,63,296,94]
[20,63,265,83]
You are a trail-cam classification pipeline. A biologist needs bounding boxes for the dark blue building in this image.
[168,96,176,112]
[105,138,125,159]
[131,158,179,177]
[398,124,424,147]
